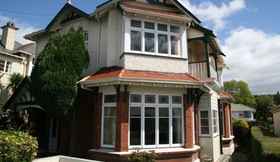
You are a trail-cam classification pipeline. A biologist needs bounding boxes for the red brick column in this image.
[115,86,129,152]
[93,92,102,149]
[223,103,230,138]
[183,92,194,148]
[229,104,233,136]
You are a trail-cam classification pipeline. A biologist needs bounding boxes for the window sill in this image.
[89,145,200,155]
[120,52,188,60]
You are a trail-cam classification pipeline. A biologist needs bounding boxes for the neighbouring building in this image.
[23,1,234,162]
[0,22,34,87]
[273,107,280,137]
[231,104,256,122]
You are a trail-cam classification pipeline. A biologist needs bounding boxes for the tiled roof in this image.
[219,91,234,99]
[84,66,200,83]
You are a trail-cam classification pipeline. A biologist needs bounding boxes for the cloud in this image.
[180,0,246,30]
[0,15,39,44]
[222,27,280,94]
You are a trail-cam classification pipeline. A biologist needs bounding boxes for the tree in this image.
[255,95,273,121]
[31,28,89,115]
[7,73,24,92]
[274,91,280,105]
[224,80,256,106]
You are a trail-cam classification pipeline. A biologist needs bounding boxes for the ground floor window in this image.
[200,110,209,135]
[102,94,116,147]
[129,94,183,148]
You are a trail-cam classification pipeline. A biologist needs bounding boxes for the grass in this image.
[252,126,280,154]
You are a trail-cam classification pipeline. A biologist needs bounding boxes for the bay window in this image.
[102,94,116,147]
[129,94,183,148]
[129,19,182,56]
[212,110,218,134]
[200,111,209,135]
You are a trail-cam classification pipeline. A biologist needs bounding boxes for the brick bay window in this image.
[129,94,183,149]
[102,94,117,148]
[129,19,183,57]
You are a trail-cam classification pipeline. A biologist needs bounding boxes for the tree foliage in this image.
[8,73,24,92]
[30,28,89,115]
[224,80,256,106]
[255,95,273,121]
[274,91,280,106]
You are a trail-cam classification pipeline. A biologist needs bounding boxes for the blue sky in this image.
[1,0,280,94]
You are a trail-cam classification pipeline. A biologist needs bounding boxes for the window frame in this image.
[128,93,184,149]
[101,93,117,148]
[212,110,219,135]
[199,110,210,136]
[128,18,183,58]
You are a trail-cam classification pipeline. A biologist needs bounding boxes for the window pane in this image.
[200,119,209,126]
[171,35,179,55]
[0,60,5,71]
[145,95,156,104]
[130,107,141,117]
[104,107,116,116]
[158,34,168,54]
[145,107,155,117]
[172,108,182,117]
[130,94,141,103]
[145,32,155,52]
[173,117,182,144]
[130,118,141,145]
[145,118,155,145]
[131,20,141,28]
[104,95,116,103]
[200,111,208,118]
[103,117,116,145]
[201,127,209,134]
[131,30,142,51]
[158,24,168,31]
[159,118,169,144]
[172,96,182,104]
[159,107,169,117]
[144,22,155,29]
[170,25,180,33]
[159,95,169,104]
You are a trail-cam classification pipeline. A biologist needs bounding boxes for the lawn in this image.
[251,126,280,155]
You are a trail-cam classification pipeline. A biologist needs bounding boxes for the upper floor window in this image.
[84,31,88,48]
[130,19,181,57]
[0,60,12,73]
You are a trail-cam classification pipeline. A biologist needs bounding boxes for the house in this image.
[273,107,280,136]
[231,104,256,122]
[24,1,235,162]
[0,22,34,87]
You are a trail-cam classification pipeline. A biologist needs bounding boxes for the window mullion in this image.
[169,96,172,146]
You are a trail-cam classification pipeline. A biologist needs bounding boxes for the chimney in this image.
[1,22,18,50]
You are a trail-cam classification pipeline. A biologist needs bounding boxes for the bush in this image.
[233,119,251,146]
[128,151,157,162]
[0,130,38,162]
[233,118,250,129]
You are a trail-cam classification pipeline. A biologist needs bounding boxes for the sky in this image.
[0,0,280,94]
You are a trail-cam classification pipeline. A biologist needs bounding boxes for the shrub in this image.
[233,118,250,129]
[0,130,38,162]
[128,150,157,162]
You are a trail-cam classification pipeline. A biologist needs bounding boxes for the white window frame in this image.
[128,93,184,149]
[101,93,117,148]
[127,18,183,58]
[199,110,210,136]
[0,60,12,73]
[212,110,219,136]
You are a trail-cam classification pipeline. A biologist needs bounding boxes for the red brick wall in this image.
[183,93,194,148]
[115,87,129,151]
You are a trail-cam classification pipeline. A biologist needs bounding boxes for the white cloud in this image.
[180,0,246,30]
[222,27,280,94]
[0,15,38,44]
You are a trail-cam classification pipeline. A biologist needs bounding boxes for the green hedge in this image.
[0,130,38,162]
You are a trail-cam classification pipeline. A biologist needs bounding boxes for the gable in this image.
[45,3,90,31]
